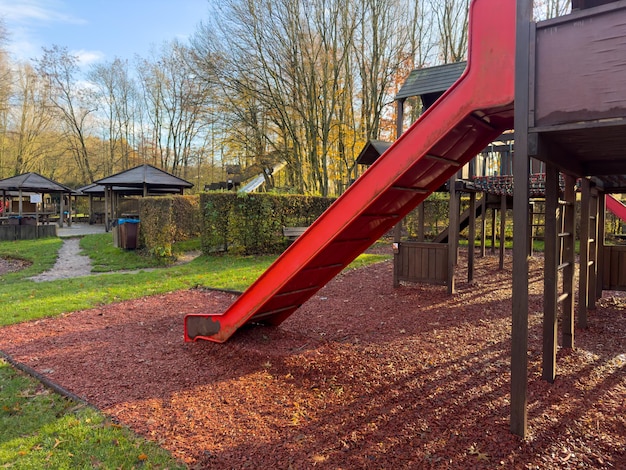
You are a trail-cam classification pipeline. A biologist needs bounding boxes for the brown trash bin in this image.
[118,218,139,250]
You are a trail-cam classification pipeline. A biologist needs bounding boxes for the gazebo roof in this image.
[94,164,193,189]
[0,172,73,193]
[77,183,189,196]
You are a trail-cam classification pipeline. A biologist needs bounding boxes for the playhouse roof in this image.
[396,62,466,100]
[355,140,393,166]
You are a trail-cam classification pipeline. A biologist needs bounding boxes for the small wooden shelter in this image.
[93,164,193,229]
[0,172,74,239]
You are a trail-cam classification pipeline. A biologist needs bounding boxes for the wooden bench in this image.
[283,226,308,241]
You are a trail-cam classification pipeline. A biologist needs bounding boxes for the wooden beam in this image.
[596,193,606,299]
[589,190,599,310]
[448,174,458,295]
[543,163,558,382]
[500,195,507,270]
[480,195,487,257]
[562,174,576,349]
[578,178,591,329]
[511,0,532,439]
[468,192,476,282]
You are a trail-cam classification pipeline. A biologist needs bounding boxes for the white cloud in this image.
[73,49,103,66]
[1,0,87,61]
[0,0,84,25]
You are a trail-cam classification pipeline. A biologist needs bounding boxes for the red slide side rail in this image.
[185,0,516,343]
[607,194,626,223]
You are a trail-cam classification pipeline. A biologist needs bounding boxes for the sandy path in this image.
[29,238,92,282]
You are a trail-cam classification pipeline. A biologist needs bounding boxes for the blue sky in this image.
[1,0,210,65]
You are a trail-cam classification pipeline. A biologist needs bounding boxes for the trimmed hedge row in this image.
[200,193,335,255]
[137,195,201,257]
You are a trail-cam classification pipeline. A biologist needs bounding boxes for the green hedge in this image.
[137,195,201,257]
[200,193,335,255]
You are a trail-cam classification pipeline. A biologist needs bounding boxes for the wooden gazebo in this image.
[93,164,193,229]
[0,172,74,239]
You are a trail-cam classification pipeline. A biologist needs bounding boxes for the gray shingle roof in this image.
[0,172,73,193]
[356,140,393,166]
[95,164,193,189]
[395,62,467,100]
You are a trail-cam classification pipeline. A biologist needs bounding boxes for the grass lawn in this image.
[0,233,390,467]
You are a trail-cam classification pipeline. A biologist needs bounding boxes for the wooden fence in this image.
[0,225,57,241]
[603,244,626,291]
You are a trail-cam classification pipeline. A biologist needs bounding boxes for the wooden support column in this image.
[491,208,497,254]
[480,195,487,257]
[67,194,72,227]
[392,95,406,289]
[393,222,401,288]
[589,188,599,310]
[562,174,576,349]
[58,191,64,227]
[543,163,558,382]
[596,193,606,299]
[511,0,532,438]
[528,202,534,256]
[468,192,476,282]
[579,178,591,329]
[499,194,507,270]
[104,187,110,232]
[448,175,458,295]
[418,203,425,242]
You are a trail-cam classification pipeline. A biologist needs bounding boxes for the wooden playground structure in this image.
[511,0,626,437]
[185,0,626,439]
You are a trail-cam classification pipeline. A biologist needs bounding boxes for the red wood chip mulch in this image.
[1,253,624,469]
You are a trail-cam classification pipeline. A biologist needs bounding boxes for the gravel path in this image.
[29,238,92,282]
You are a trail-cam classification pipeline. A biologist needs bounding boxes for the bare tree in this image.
[534,0,571,20]
[0,19,11,177]
[88,58,138,174]
[9,62,57,175]
[137,40,212,178]
[433,0,470,63]
[35,45,97,183]
[192,0,442,196]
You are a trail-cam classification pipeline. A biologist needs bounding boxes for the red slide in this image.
[607,194,626,223]
[185,0,516,343]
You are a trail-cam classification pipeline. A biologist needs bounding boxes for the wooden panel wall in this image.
[603,245,626,290]
[394,242,448,285]
[535,4,626,126]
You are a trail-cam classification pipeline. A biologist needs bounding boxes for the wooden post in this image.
[391,95,406,289]
[589,188,599,310]
[562,174,576,349]
[511,0,532,438]
[528,202,532,256]
[418,203,425,242]
[58,191,64,227]
[579,178,591,329]
[499,194,507,270]
[491,208,497,254]
[596,193,606,299]
[468,192,476,282]
[448,175,458,295]
[393,222,401,288]
[480,195,487,257]
[543,162,558,382]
